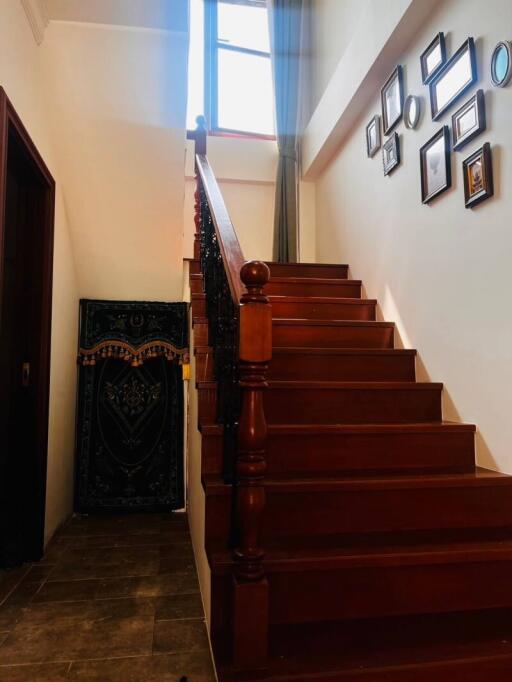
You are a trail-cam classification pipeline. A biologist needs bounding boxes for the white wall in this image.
[310,0,512,473]
[41,19,189,301]
[1,0,80,543]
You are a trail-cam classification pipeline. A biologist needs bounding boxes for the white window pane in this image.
[218,2,270,53]
[186,0,204,130]
[218,49,274,135]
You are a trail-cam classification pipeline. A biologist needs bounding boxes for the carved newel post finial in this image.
[233,259,272,670]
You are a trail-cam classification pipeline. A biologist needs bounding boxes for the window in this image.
[187,0,275,137]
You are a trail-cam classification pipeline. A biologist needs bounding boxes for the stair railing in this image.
[191,117,271,670]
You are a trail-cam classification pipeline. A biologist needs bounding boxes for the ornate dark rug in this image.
[75,300,188,513]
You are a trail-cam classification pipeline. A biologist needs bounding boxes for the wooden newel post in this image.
[232,260,272,671]
[193,116,207,259]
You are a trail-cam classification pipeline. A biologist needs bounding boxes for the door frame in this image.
[0,87,56,559]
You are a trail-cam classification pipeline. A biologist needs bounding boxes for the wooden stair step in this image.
[267,277,362,298]
[273,319,395,349]
[266,262,349,279]
[269,296,377,321]
[210,527,512,621]
[217,610,512,680]
[270,348,416,381]
[264,381,443,424]
[204,469,512,548]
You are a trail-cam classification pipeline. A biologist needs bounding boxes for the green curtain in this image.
[269,0,303,263]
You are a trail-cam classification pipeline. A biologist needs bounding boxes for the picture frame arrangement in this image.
[366,115,381,157]
[429,38,477,120]
[420,32,446,84]
[451,89,486,151]
[381,66,404,135]
[490,41,512,87]
[419,126,451,204]
[462,142,493,208]
[382,132,400,176]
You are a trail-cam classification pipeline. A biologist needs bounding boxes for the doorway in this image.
[0,89,55,567]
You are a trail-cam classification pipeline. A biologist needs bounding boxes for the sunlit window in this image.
[187,0,275,137]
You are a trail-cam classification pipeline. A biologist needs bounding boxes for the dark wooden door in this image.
[0,92,55,567]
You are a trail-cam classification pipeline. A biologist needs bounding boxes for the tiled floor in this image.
[0,513,216,681]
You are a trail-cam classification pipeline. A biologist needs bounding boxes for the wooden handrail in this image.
[195,154,245,304]
[192,117,271,671]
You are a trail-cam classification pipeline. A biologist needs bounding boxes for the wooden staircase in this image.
[190,257,512,680]
[188,123,512,680]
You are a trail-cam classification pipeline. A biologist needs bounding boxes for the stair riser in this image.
[270,300,376,321]
[191,296,206,317]
[269,353,415,381]
[198,386,217,426]
[273,325,394,349]
[264,387,442,424]
[195,348,214,381]
[201,432,224,475]
[265,431,475,476]
[190,276,204,293]
[205,484,512,549]
[267,264,348,279]
[192,319,209,346]
[269,560,512,624]
[187,259,201,274]
[267,282,361,297]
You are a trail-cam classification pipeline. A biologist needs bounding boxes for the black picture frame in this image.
[452,89,486,151]
[366,115,381,157]
[429,38,477,121]
[462,142,493,208]
[420,126,451,203]
[420,32,446,84]
[381,66,404,135]
[382,132,400,175]
[490,41,512,87]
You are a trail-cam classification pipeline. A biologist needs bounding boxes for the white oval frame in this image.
[491,41,512,87]
[404,95,421,129]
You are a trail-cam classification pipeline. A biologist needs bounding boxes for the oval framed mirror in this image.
[404,95,421,129]
[491,41,512,87]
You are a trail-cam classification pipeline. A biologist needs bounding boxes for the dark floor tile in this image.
[25,565,57,582]
[0,662,70,681]
[58,514,185,539]
[0,568,31,605]
[155,593,204,621]
[35,572,200,603]
[0,598,155,664]
[0,604,24,631]
[58,534,191,549]
[49,546,161,581]
[2,582,43,607]
[69,651,215,681]
[153,619,210,654]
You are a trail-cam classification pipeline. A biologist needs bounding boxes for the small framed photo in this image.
[382,132,400,175]
[366,115,381,157]
[420,126,451,204]
[420,32,446,84]
[452,89,486,151]
[462,143,493,208]
[381,66,404,135]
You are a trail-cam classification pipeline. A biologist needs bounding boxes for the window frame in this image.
[203,0,276,140]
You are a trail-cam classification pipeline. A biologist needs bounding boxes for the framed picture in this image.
[381,66,404,135]
[452,89,486,151]
[366,115,381,157]
[420,32,446,84]
[429,38,477,120]
[462,143,493,208]
[490,41,512,87]
[382,132,400,175]
[419,126,451,203]
[404,95,421,129]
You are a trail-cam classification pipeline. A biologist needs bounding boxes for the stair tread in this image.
[272,347,415,355]
[267,380,442,389]
[204,467,511,494]
[269,276,361,284]
[266,261,349,268]
[211,527,512,569]
[267,421,475,433]
[268,295,376,304]
[273,319,393,327]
